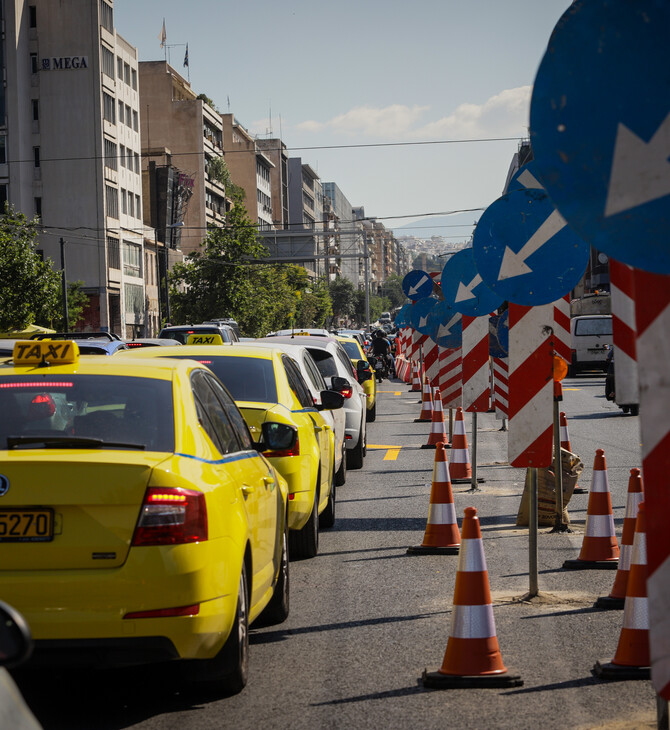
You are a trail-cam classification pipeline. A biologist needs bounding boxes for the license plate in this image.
[0,509,54,542]
[588,348,604,353]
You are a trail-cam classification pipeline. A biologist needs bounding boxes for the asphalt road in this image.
[14,373,658,729]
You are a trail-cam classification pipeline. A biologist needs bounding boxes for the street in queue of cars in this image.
[336,335,377,423]
[125,339,346,560]
[0,339,293,695]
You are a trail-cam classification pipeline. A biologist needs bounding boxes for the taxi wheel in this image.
[366,400,377,422]
[289,490,319,560]
[320,474,336,529]
[335,445,347,486]
[195,563,249,694]
[256,522,290,626]
[347,426,365,470]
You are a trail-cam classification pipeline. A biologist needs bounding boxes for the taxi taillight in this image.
[132,487,207,546]
[339,386,353,399]
[263,435,300,458]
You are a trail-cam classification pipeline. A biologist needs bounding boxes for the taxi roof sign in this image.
[13,339,80,365]
[186,333,224,346]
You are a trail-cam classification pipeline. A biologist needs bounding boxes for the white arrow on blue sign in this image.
[402,269,434,301]
[530,0,670,275]
[410,297,437,335]
[472,188,589,306]
[441,248,503,317]
[506,161,545,194]
[428,300,462,349]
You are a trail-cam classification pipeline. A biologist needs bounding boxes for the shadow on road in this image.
[310,682,425,706]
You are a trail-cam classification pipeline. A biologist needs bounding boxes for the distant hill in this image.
[392,212,480,240]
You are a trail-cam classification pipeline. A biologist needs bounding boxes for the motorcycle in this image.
[367,354,393,382]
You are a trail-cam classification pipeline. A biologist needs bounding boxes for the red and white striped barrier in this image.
[553,294,571,364]
[492,357,509,419]
[422,337,441,390]
[411,331,428,363]
[462,315,491,413]
[438,347,462,410]
[508,303,554,468]
[610,259,639,407]
[634,269,670,700]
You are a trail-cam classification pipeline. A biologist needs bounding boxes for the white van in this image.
[569,314,612,375]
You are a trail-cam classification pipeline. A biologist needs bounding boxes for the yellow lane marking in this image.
[564,388,580,391]
[378,390,402,395]
[368,444,402,461]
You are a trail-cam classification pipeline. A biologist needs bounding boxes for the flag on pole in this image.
[158,19,166,48]
[183,43,189,68]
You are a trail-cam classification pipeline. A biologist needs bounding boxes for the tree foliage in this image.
[67,281,89,331]
[379,273,406,308]
[328,277,357,321]
[0,208,61,331]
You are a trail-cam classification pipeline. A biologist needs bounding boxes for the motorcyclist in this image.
[370,329,395,377]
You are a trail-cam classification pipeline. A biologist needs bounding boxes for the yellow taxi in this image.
[0,340,290,694]
[336,336,377,422]
[125,343,344,560]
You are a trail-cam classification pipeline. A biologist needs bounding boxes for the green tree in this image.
[379,273,406,309]
[67,281,89,330]
[0,207,61,331]
[353,291,388,326]
[294,276,332,328]
[328,277,356,322]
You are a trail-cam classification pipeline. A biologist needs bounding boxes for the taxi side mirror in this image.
[330,376,350,392]
[0,600,33,668]
[258,422,298,452]
[316,390,344,411]
[356,360,373,382]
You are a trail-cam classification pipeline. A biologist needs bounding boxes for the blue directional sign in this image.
[428,300,462,349]
[506,161,545,194]
[489,311,509,358]
[530,0,670,275]
[410,297,437,335]
[395,303,412,328]
[441,248,503,317]
[402,269,434,301]
[472,188,589,306]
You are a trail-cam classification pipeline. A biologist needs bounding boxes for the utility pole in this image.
[363,230,370,328]
[60,238,69,332]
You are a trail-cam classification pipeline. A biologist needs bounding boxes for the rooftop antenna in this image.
[267,101,273,137]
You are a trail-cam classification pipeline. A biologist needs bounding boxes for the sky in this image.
[114,0,572,240]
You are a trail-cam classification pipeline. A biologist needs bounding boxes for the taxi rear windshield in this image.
[340,341,362,360]
[160,328,227,344]
[0,375,174,451]
[170,356,277,403]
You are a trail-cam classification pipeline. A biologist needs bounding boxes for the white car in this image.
[242,341,347,485]
[263,336,368,469]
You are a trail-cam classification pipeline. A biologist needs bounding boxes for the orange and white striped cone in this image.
[596,468,644,609]
[561,411,586,494]
[410,362,422,392]
[449,407,472,482]
[563,449,619,570]
[415,376,434,422]
[408,442,460,555]
[422,507,522,688]
[421,389,449,449]
[594,502,650,680]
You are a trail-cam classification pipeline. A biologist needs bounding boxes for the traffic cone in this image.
[422,507,523,688]
[421,389,449,449]
[408,442,460,555]
[594,502,650,680]
[410,362,421,392]
[596,468,644,609]
[415,376,434,422]
[563,449,619,570]
[560,412,586,494]
[449,407,472,482]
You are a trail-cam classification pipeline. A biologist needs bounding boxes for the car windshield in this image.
[170,355,278,403]
[575,318,612,336]
[340,341,361,360]
[0,375,174,451]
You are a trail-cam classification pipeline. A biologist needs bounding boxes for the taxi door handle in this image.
[241,484,255,496]
[263,475,275,488]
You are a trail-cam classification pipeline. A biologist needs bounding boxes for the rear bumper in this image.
[32,636,179,668]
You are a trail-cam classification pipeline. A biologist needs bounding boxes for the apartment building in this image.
[139,60,229,257]
[325,182,361,287]
[256,137,289,229]
[2,0,148,335]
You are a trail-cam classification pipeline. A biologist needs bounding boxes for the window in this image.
[99,0,113,32]
[134,152,140,174]
[107,236,120,269]
[33,147,40,168]
[191,372,241,455]
[0,185,7,210]
[29,5,36,27]
[120,189,127,215]
[101,46,114,78]
[124,63,130,86]
[282,356,314,408]
[132,110,138,132]
[31,99,39,121]
[34,197,41,218]
[105,185,118,218]
[131,68,137,90]
[119,144,125,168]
[103,93,115,123]
[117,57,123,79]
[30,53,38,74]
[127,192,134,218]
[125,104,132,127]
[135,194,141,218]
[122,240,142,278]
[0,136,5,164]
[124,283,143,314]
[118,100,124,125]
[104,139,117,170]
